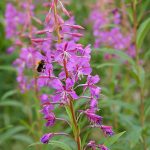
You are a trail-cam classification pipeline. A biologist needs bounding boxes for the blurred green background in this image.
[0,0,150,150]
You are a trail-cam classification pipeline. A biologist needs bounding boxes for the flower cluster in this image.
[5,1,83,93]
[89,1,136,59]
[87,140,109,150]
[5,0,114,149]
[5,1,37,92]
[35,1,113,149]
[13,47,40,92]
[5,3,23,53]
[5,2,35,52]
[5,3,25,39]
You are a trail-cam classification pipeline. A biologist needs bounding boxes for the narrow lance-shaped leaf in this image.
[1,89,18,100]
[0,100,24,108]
[137,17,150,49]
[28,140,72,150]
[0,66,16,72]
[93,48,135,66]
[104,131,126,147]
[0,126,26,144]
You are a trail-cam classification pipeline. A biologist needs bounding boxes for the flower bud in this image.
[31,38,51,43]
[63,24,84,30]
[100,125,114,136]
[40,133,54,144]
[64,32,83,37]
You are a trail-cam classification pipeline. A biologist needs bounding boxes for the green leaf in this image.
[100,99,138,114]
[145,106,150,119]
[138,66,145,88]
[126,126,142,148]
[130,66,145,88]
[127,7,133,23]
[81,131,90,149]
[0,126,26,144]
[28,142,41,148]
[104,131,126,147]
[0,125,13,132]
[74,98,87,110]
[49,140,72,150]
[65,105,81,147]
[1,89,18,100]
[28,140,72,150]
[129,67,139,84]
[118,114,136,127]
[92,62,118,69]
[65,106,76,137]
[137,17,150,48]
[0,65,16,72]
[12,134,34,144]
[0,100,24,108]
[144,48,150,62]
[94,48,135,66]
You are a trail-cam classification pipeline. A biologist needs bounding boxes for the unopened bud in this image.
[64,32,83,37]
[64,24,84,30]
[45,13,51,23]
[31,38,51,43]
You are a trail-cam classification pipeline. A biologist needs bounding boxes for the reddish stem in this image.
[53,1,82,149]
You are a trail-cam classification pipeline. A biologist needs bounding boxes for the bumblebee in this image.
[36,60,46,72]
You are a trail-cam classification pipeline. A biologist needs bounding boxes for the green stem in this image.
[132,1,139,66]
[68,100,81,150]
[132,1,147,149]
[64,59,82,150]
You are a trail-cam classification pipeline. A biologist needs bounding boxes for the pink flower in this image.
[90,98,98,113]
[98,144,109,150]
[44,112,56,127]
[100,125,114,136]
[84,109,103,125]
[51,78,78,103]
[86,141,109,150]
[84,75,101,98]
[87,140,96,150]
[54,41,77,63]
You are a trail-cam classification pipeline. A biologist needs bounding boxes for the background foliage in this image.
[0,0,150,150]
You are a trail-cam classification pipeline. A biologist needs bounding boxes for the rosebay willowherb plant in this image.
[89,1,136,60]
[2,0,150,150]
[5,0,114,149]
[5,0,42,93]
[31,0,113,150]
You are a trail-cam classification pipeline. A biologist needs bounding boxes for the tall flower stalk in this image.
[34,1,114,150]
[53,1,82,149]
[5,0,114,149]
